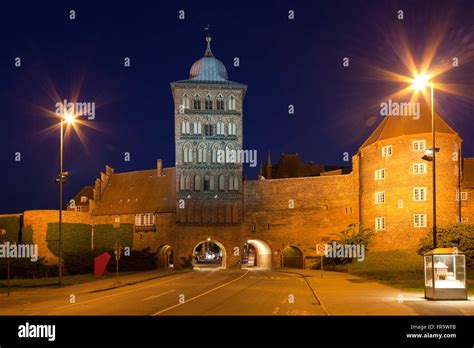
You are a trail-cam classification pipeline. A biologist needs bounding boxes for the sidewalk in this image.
[276,268,474,316]
[0,269,190,310]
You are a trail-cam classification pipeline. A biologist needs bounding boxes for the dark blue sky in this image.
[1,0,474,213]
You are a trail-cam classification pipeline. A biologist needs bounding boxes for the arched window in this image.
[226,144,236,163]
[193,121,202,134]
[212,143,220,163]
[217,121,225,135]
[229,175,234,191]
[183,143,193,163]
[185,175,191,190]
[228,95,236,110]
[216,94,224,110]
[234,176,239,191]
[204,175,210,191]
[210,176,215,190]
[219,175,225,191]
[181,94,189,110]
[205,95,213,110]
[194,175,201,191]
[193,95,201,110]
[198,143,207,163]
[228,122,236,135]
[181,121,190,134]
[180,175,186,191]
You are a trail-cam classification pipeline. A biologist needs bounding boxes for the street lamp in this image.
[56,112,75,287]
[410,74,437,249]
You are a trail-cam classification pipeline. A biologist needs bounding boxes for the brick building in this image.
[8,34,474,269]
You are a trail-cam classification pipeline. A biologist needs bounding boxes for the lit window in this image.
[413,187,427,201]
[228,122,236,135]
[181,94,190,109]
[219,175,225,191]
[375,217,386,230]
[228,95,236,110]
[374,191,385,204]
[193,122,202,134]
[414,214,427,228]
[181,121,190,134]
[413,163,427,174]
[135,213,155,226]
[217,122,225,135]
[382,145,392,157]
[461,192,468,201]
[114,216,120,223]
[183,144,193,163]
[80,196,87,203]
[375,169,385,180]
[413,140,426,151]
[198,144,207,163]
[76,206,81,212]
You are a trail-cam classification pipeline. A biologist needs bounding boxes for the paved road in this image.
[0,269,326,316]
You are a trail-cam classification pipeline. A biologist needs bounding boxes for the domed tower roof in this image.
[188,35,229,82]
[360,102,458,149]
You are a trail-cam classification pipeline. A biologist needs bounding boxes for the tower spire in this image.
[204,24,213,57]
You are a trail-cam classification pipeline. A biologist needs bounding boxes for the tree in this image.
[417,223,474,268]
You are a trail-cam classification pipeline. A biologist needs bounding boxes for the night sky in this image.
[1,0,474,213]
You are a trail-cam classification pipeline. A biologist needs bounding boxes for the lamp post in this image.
[413,75,437,249]
[55,113,75,287]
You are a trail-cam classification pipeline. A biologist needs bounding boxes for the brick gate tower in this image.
[171,33,247,223]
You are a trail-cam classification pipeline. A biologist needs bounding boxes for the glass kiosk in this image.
[424,248,467,300]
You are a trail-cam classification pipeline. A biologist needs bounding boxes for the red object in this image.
[94,252,111,277]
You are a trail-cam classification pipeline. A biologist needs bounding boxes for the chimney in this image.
[157,159,163,176]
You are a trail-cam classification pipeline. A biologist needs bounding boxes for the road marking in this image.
[151,270,249,316]
[52,274,187,311]
[272,307,279,315]
[143,289,176,301]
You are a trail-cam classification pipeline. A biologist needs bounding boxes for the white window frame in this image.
[412,140,426,151]
[375,217,386,231]
[76,206,81,212]
[413,187,427,201]
[375,169,385,180]
[414,214,427,228]
[135,213,155,226]
[461,192,468,201]
[413,163,427,174]
[114,216,120,223]
[382,145,392,157]
[374,191,385,205]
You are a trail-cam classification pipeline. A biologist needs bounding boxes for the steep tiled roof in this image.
[361,102,458,148]
[71,186,93,206]
[92,168,175,216]
[462,158,474,188]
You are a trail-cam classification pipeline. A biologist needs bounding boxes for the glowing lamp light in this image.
[412,74,431,91]
[64,113,76,124]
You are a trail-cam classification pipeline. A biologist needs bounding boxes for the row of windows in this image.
[179,174,239,192]
[135,213,156,226]
[374,163,427,180]
[381,140,428,158]
[181,121,237,136]
[182,143,239,164]
[181,94,236,111]
[374,189,468,204]
[375,214,427,230]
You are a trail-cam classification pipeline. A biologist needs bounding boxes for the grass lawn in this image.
[0,271,139,292]
[327,250,474,295]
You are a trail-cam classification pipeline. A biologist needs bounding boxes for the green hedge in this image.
[93,224,133,250]
[0,257,58,279]
[0,216,21,243]
[46,223,92,257]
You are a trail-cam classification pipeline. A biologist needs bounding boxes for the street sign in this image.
[316,243,328,256]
